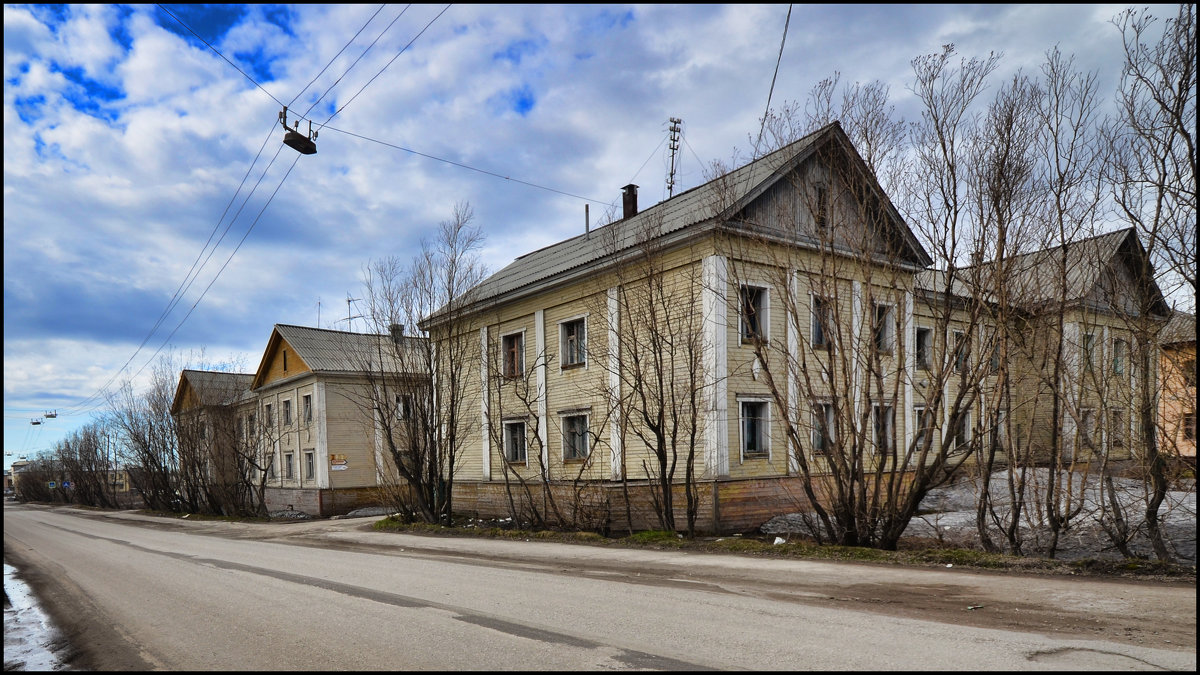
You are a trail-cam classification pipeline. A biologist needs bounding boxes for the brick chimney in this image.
[622,184,639,219]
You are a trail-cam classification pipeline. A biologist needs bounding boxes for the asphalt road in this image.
[3,502,1195,671]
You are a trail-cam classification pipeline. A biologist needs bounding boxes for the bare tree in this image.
[1103,4,1197,561]
[359,202,487,525]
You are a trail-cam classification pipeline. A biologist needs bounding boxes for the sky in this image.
[2,3,1184,469]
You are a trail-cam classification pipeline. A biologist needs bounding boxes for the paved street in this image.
[3,502,1195,671]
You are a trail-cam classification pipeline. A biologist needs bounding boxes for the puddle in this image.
[3,562,73,671]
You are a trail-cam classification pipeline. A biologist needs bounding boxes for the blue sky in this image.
[2,4,1183,468]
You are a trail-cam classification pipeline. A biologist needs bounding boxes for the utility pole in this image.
[667,117,682,198]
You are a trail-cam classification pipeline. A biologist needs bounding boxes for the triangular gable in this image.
[717,123,932,268]
[1083,229,1170,318]
[250,327,313,390]
[169,373,201,416]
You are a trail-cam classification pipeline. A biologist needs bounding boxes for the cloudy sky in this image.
[2,3,1182,468]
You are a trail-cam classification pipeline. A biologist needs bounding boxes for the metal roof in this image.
[424,121,932,324]
[272,324,421,374]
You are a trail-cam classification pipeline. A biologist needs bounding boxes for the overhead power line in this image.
[755,3,793,157]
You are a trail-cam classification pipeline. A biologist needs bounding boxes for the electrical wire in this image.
[301,5,410,120]
[291,5,389,110]
[755,3,792,157]
[322,124,607,204]
[155,4,286,109]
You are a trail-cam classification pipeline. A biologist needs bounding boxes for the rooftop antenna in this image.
[667,117,682,198]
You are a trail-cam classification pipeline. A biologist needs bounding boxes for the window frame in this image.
[951,409,972,453]
[811,295,834,352]
[812,401,836,455]
[283,452,294,480]
[915,326,932,371]
[952,331,968,373]
[872,403,895,455]
[503,420,528,463]
[872,302,895,354]
[913,405,932,451]
[501,330,526,379]
[302,394,313,424]
[813,183,829,229]
[739,285,769,344]
[1112,338,1127,375]
[561,413,589,462]
[304,450,315,480]
[559,316,588,369]
[282,399,293,426]
[738,398,771,460]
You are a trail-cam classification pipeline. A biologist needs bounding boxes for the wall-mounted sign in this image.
[331,464,348,471]
[48,481,56,488]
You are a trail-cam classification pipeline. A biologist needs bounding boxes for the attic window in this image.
[814,184,828,228]
[283,349,288,372]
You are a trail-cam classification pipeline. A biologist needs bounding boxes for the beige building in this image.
[422,121,1172,533]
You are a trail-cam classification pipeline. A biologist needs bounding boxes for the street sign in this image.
[48,481,56,488]
[62,481,71,488]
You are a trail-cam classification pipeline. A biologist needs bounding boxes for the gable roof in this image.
[170,369,254,416]
[424,121,930,326]
[1160,310,1196,346]
[250,324,423,390]
[917,228,1170,317]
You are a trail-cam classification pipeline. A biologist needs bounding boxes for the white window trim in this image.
[737,395,772,462]
[738,284,770,344]
[500,328,528,378]
[871,402,895,455]
[871,301,897,354]
[502,419,529,463]
[559,412,590,462]
[812,400,835,455]
[557,313,589,371]
[915,325,933,370]
[810,292,834,351]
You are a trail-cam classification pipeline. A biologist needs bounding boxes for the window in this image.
[264,404,273,426]
[1108,409,1126,448]
[813,183,828,228]
[740,400,769,458]
[740,286,767,343]
[503,421,527,463]
[248,413,256,436]
[951,410,972,453]
[1079,409,1096,451]
[1083,333,1095,371]
[395,393,413,421]
[304,451,315,480]
[561,318,586,367]
[283,349,288,372]
[267,453,276,479]
[283,399,292,426]
[1112,339,1127,375]
[1184,359,1197,388]
[812,403,835,454]
[812,296,834,351]
[1183,412,1195,442]
[952,331,968,373]
[915,327,932,370]
[199,424,207,441]
[873,404,894,454]
[913,405,933,450]
[988,333,1001,373]
[283,452,294,480]
[502,332,524,378]
[562,415,589,461]
[303,394,312,424]
[236,417,244,441]
[872,304,894,353]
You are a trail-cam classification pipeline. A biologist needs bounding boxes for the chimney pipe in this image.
[585,203,590,239]
[622,184,639,219]
[389,323,405,343]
